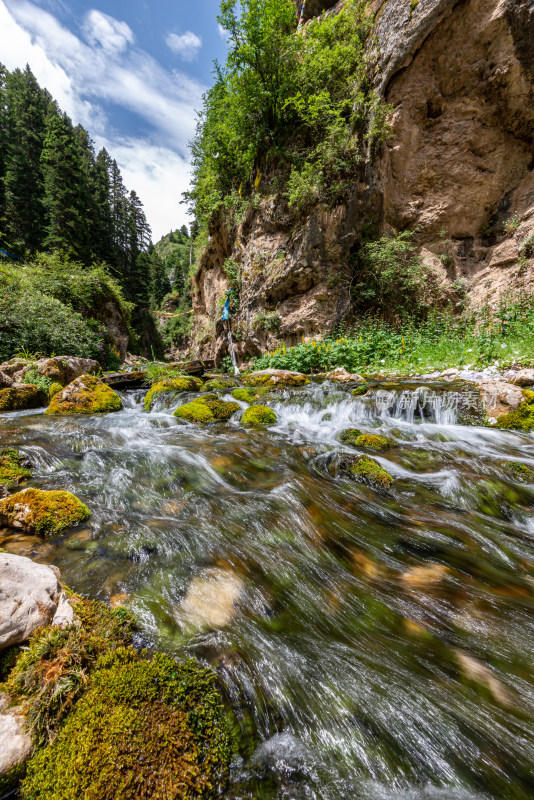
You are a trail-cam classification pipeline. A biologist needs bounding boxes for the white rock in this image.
[478,381,525,419]
[0,553,61,649]
[325,367,364,383]
[511,369,534,387]
[175,567,244,632]
[52,591,76,628]
[440,368,459,378]
[0,694,32,776]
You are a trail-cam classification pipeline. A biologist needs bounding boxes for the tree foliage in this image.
[186,0,389,222]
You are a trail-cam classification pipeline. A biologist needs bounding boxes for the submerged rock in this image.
[244,368,309,388]
[174,395,239,423]
[0,448,32,487]
[0,488,90,535]
[176,567,244,632]
[0,693,32,792]
[242,405,277,426]
[503,461,534,482]
[0,385,47,413]
[0,553,64,649]
[144,376,203,411]
[45,374,122,415]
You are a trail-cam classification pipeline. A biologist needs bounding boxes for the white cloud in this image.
[83,10,134,55]
[0,0,206,238]
[217,23,229,39]
[165,31,202,61]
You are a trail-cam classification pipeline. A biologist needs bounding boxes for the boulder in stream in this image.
[0,448,32,487]
[144,375,203,411]
[0,385,47,413]
[174,396,239,423]
[0,553,74,649]
[0,488,90,535]
[339,455,393,490]
[354,434,395,451]
[242,405,277,426]
[244,368,309,388]
[45,374,122,415]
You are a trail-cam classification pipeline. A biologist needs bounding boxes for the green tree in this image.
[4,65,51,250]
[40,108,89,258]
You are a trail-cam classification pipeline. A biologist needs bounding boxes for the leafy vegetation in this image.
[250,292,534,374]
[186,0,389,226]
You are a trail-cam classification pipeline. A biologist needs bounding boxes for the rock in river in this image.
[0,488,90,535]
[45,374,122,415]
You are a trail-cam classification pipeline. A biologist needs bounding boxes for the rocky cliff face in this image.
[191,0,534,365]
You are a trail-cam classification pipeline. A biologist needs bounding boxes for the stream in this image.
[2,380,534,800]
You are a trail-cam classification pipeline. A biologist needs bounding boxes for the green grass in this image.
[249,295,534,375]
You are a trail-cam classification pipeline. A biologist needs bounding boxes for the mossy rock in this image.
[203,378,240,392]
[0,385,47,413]
[503,461,534,482]
[0,448,32,486]
[244,369,309,388]
[144,377,202,411]
[232,387,256,403]
[495,399,534,432]
[21,647,231,800]
[351,384,371,397]
[174,396,239,424]
[45,375,122,415]
[242,405,277,426]
[48,382,63,400]
[4,596,134,745]
[340,455,393,490]
[0,488,90,535]
[338,428,363,446]
[355,434,395,451]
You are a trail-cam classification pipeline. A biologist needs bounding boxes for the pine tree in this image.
[4,66,51,251]
[0,65,8,230]
[89,148,115,266]
[150,251,170,307]
[40,108,88,258]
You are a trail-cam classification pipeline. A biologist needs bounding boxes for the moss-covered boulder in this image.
[144,376,203,411]
[48,382,63,401]
[0,488,90,535]
[244,369,309,388]
[174,396,240,424]
[0,449,32,486]
[355,434,395,451]
[242,405,277,426]
[503,461,534,482]
[45,375,122,415]
[340,455,393,490]
[232,387,256,403]
[203,378,240,392]
[0,385,47,413]
[338,428,363,446]
[22,647,231,800]
[495,391,534,432]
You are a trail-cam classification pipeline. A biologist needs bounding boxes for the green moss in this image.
[174,396,239,424]
[45,375,122,415]
[504,461,534,482]
[340,455,393,490]
[338,428,363,446]
[144,377,203,411]
[203,378,240,391]
[245,372,309,388]
[0,448,32,485]
[351,384,370,397]
[242,405,277,426]
[0,761,26,796]
[3,596,134,746]
[0,488,90,535]
[232,387,256,403]
[48,382,63,400]
[21,647,231,800]
[0,385,47,413]
[495,398,534,432]
[355,434,395,451]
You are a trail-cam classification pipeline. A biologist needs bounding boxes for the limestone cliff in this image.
[191,0,534,365]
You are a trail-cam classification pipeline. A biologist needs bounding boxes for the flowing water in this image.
[2,381,534,800]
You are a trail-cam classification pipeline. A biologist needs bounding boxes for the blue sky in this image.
[0,0,229,239]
